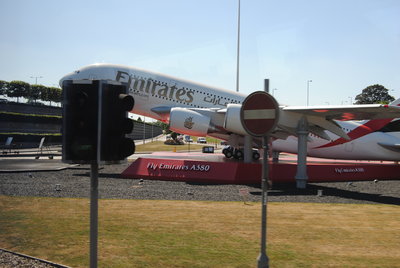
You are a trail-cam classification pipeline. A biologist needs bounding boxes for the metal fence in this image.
[128,121,163,141]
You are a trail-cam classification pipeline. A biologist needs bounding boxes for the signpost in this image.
[240,91,279,268]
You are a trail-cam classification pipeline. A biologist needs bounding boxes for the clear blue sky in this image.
[1,0,399,106]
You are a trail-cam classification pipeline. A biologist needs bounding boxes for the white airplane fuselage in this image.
[62,64,246,119]
[60,63,400,161]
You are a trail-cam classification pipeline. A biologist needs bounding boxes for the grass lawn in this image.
[134,140,217,153]
[0,196,399,267]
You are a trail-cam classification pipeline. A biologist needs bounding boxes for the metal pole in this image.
[307,80,312,106]
[90,163,99,268]
[235,0,240,92]
[257,82,270,267]
[30,76,43,85]
[143,117,146,144]
[244,135,253,163]
[295,117,309,189]
[257,135,269,268]
[264,79,269,93]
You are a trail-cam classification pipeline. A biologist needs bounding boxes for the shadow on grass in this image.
[70,172,400,205]
[259,183,400,206]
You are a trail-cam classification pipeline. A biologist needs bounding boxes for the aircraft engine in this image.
[223,104,247,136]
[169,108,212,136]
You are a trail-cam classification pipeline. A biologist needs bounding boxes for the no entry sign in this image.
[240,91,279,137]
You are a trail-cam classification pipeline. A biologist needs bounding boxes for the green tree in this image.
[54,87,62,103]
[47,87,62,105]
[40,85,49,103]
[170,132,178,141]
[154,120,170,133]
[7,80,30,102]
[154,120,182,144]
[355,84,395,104]
[0,80,9,96]
[29,84,44,103]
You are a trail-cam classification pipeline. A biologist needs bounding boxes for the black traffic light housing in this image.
[62,80,135,164]
[100,83,135,162]
[62,80,100,163]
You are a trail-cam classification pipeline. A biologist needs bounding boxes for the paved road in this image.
[0,159,75,172]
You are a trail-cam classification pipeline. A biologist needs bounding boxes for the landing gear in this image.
[252,151,260,160]
[223,146,241,159]
[234,149,244,159]
[222,146,260,161]
[223,146,243,159]
[222,146,234,158]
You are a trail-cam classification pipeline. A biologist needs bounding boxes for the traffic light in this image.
[62,80,100,163]
[100,83,135,162]
[62,80,135,164]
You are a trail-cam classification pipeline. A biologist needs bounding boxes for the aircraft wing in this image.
[277,104,400,140]
[282,104,400,121]
[153,103,400,143]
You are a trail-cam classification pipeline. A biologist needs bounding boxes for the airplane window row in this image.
[131,81,241,106]
[187,89,240,103]
[133,77,242,104]
[132,89,206,108]
[141,79,241,104]
[131,76,242,106]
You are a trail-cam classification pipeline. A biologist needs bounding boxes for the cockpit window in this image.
[379,119,400,132]
[74,70,80,74]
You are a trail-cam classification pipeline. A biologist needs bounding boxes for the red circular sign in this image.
[240,91,279,137]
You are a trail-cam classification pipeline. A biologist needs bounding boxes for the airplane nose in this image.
[59,72,75,87]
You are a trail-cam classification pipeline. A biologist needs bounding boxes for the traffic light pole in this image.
[90,163,99,268]
[62,80,135,268]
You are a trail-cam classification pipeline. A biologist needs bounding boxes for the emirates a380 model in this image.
[60,63,400,161]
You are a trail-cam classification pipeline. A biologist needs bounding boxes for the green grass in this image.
[135,140,215,153]
[1,196,399,267]
[0,132,61,136]
[0,111,61,118]
[199,136,221,144]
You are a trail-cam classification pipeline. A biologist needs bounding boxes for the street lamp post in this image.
[235,0,241,92]
[306,80,312,106]
[31,76,43,85]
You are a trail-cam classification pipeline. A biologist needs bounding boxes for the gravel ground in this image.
[1,163,399,205]
[0,249,67,268]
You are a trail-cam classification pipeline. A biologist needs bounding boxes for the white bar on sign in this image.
[243,109,275,120]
